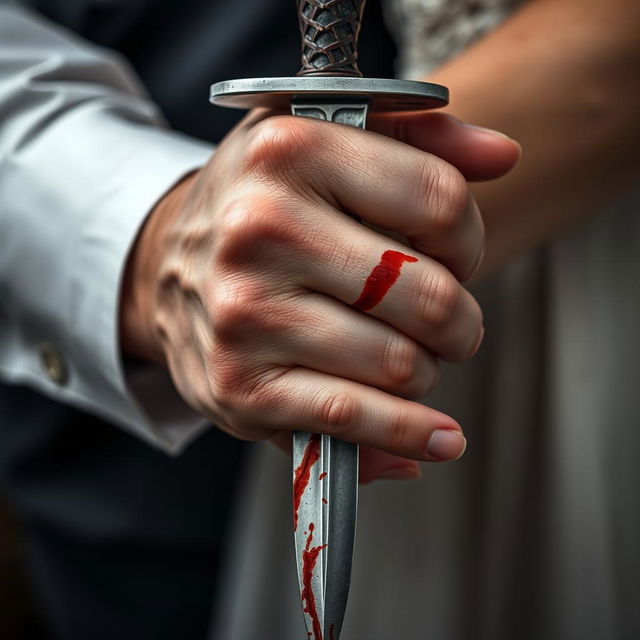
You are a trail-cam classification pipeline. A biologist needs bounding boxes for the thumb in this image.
[369,112,521,182]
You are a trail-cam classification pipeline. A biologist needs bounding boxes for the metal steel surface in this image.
[210,2,448,638]
[290,95,368,640]
[293,432,358,640]
[210,76,448,112]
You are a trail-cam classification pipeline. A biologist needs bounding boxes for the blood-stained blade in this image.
[293,432,358,640]
[210,2,447,638]
[291,96,366,640]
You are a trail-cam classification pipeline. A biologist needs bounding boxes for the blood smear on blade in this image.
[293,434,321,531]
[301,523,327,640]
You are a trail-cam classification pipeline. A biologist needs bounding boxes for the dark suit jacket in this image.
[0,2,396,639]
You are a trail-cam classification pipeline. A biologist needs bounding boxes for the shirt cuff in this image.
[0,109,214,454]
[73,116,214,454]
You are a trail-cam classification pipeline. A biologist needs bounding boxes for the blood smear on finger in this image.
[352,250,418,312]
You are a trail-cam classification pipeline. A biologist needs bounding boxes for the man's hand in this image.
[120,111,519,477]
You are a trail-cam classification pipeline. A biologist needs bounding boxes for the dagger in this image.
[210,2,448,638]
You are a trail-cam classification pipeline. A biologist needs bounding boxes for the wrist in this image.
[119,171,198,365]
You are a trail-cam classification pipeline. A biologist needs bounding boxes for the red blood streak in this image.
[352,250,418,311]
[319,472,327,480]
[301,523,327,640]
[322,498,328,505]
[329,624,336,640]
[293,434,321,532]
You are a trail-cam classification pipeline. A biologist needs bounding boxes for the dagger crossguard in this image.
[297,0,367,77]
[209,5,449,639]
[210,0,448,120]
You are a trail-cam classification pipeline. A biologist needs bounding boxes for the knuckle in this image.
[382,334,419,386]
[382,335,440,400]
[418,268,460,328]
[209,280,265,341]
[423,161,469,234]
[314,391,359,434]
[216,193,298,263]
[243,116,318,176]
[405,355,441,399]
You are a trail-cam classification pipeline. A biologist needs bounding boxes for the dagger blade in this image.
[293,432,359,640]
[292,98,367,640]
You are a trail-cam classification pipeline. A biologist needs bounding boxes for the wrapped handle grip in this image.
[297,0,367,77]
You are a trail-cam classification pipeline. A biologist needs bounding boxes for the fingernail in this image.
[426,430,467,461]
[377,466,422,481]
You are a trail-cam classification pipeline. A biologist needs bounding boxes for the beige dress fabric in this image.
[210,2,640,638]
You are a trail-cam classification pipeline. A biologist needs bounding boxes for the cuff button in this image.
[38,342,68,385]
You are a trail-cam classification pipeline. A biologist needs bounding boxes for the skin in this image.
[122,0,640,482]
[427,0,640,276]
[120,111,518,480]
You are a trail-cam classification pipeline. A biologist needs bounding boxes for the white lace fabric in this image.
[384,0,525,78]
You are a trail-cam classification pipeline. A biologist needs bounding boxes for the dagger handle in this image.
[297,0,367,77]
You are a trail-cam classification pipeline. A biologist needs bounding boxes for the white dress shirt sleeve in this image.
[0,4,214,454]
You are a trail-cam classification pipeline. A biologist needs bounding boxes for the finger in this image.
[265,292,440,399]
[368,112,521,182]
[248,116,485,280]
[212,194,483,362]
[269,437,428,483]
[243,110,520,182]
[241,367,467,462]
[296,218,484,362]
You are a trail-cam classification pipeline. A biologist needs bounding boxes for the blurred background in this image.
[0,494,46,639]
